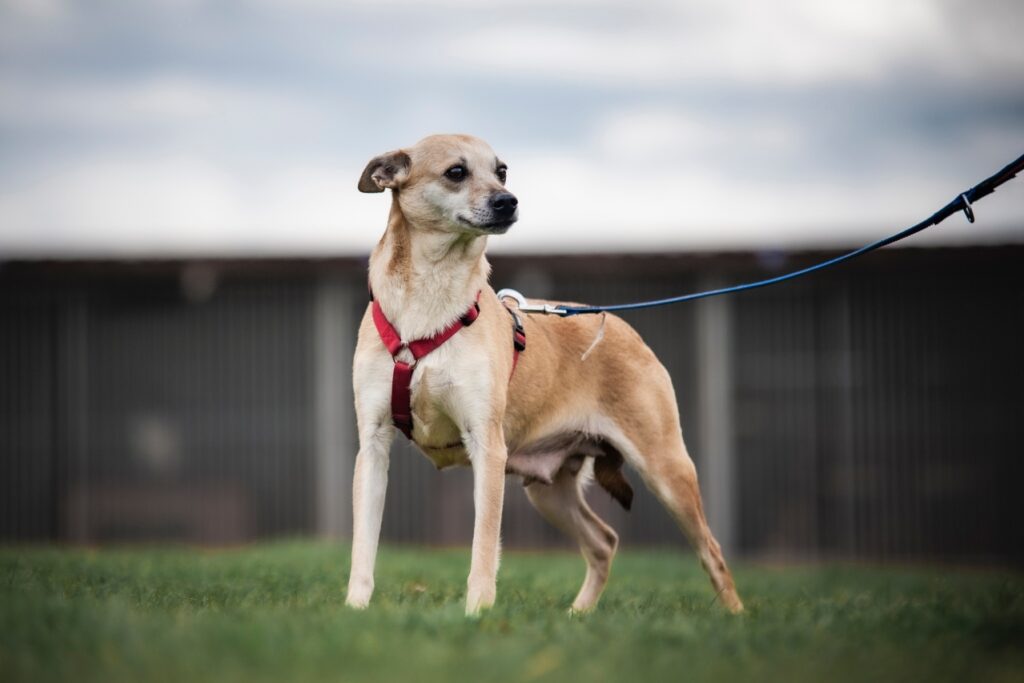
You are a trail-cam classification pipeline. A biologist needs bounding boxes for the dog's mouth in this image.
[457,215,517,234]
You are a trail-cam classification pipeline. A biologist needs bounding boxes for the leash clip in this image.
[960,193,975,224]
[496,288,567,316]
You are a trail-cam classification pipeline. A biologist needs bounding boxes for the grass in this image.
[1,542,1022,683]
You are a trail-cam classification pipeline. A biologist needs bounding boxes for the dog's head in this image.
[358,134,518,234]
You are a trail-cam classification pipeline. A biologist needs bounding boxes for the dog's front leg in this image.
[464,421,508,616]
[345,423,394,609]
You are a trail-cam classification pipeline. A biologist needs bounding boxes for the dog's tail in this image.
[593,446,634,511]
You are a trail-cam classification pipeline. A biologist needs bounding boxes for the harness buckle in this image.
[511,313,526,351]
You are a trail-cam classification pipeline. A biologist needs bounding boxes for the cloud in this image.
[434,0,1000,86]
[2,137,1020,257]
[0,75,331,134]
[1,0,68,21]
[495,147,1024,255]
[0,0,1021,255]
[590,107,801,164]
[0,154,379,255]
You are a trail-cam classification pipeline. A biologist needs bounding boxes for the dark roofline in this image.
[1,244,1021,283]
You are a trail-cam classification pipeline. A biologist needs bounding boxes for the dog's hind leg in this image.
[525,460,619,613]
[627,429,744,614]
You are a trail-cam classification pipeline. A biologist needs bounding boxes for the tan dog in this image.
[345,134,743,616]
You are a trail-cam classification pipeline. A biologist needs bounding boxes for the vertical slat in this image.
[314,276,357,539]
[696,277,736,557]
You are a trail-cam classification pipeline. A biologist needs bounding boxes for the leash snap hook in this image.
[496,288,528,309]
[960,193,975,224]
[496,288,567,316]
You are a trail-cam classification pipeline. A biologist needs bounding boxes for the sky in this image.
[0,0,1022,256]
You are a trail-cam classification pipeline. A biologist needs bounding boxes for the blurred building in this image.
[1,247,1022,564]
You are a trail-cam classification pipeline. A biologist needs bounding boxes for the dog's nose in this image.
[490,192,518,217]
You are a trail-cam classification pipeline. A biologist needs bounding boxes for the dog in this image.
[345,134,743,616]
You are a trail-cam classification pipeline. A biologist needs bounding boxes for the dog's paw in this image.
[568,603,596,617]
[716,587,744,614]
[724,596,745,615]
[465,581,496,617]
[345,594,371,610]
[345,576,374,609]
[464,602,494,617]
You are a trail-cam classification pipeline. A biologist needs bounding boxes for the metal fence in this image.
[1,248,1021,563]
[731,264,1024,562]
[1,269,319,543]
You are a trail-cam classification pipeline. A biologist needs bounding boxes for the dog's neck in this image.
[368,197,491,340]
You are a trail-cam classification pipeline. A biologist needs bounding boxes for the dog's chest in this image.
[409,363,471,468]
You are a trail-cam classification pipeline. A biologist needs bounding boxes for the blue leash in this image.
[520,152,1023,317]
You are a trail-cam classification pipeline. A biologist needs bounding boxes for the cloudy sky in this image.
[1,0,1021,256]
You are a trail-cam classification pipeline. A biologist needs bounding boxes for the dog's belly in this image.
[416,433,584,479]
[506,432,602,484]
[411,421,634,509]
[411,400,591,477]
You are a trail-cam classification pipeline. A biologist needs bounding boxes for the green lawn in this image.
[1,542,1021,683]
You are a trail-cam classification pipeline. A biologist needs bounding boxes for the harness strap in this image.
[372,291,525,440]
[390,360,416,437]
[372,293,480,361]
[372,291,480,438]
[506,304,526,374]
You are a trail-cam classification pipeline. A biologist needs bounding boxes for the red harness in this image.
[371,291,525,439]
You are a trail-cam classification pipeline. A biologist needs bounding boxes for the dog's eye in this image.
[444,165,466,181]
[496,166,507,183]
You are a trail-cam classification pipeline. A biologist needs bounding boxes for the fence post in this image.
[314,277,358,540]
[696,280,737,557]
[57,293,90,543]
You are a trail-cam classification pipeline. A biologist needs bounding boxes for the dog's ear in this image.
[358,150,411,193]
